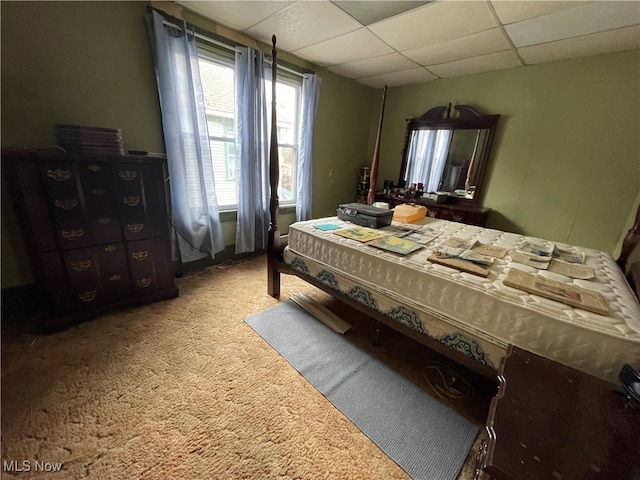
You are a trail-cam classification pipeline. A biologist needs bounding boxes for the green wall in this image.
[1,1,374,288]
[372,49,640,254]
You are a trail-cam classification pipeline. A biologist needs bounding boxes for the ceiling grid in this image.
[178,0,640,87]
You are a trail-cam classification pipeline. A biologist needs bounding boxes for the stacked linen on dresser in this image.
[283,216,640,383]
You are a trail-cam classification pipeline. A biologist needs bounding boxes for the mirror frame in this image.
[398,104,500,206]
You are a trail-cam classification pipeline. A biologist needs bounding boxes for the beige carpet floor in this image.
[1,255,495,479]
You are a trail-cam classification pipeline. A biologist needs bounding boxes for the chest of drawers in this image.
[375,193,490,226]
[3,148,178,331]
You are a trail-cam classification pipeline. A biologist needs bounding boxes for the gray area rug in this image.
[245,301,478,480]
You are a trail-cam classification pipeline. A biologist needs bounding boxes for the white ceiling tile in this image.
[428,50,522,78]
[245,1,361,51]
[358,68,438,88]
[328,53,420,79]
[505,1,640,48]
[490,1,592,25]
[403,28,511,66]
[519,25,640,65]
[369,0,498,51]
[293,28,394,67]
[178,1,294,31]
[177,0,639,87]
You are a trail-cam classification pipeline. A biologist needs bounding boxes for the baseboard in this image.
[176,246,265,276]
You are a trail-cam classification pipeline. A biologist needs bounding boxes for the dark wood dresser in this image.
[3,148,179,331]
[374,193,490,226]
[475,345,640,480]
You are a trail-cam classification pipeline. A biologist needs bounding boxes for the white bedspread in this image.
[284,216,640,382]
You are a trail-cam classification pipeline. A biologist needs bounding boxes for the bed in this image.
[265,37,640,384]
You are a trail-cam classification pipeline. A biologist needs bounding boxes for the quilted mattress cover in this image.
[283,216,640,382]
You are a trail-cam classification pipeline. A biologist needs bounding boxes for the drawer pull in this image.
[71,260,92,272]
[453,215,463,222]
[428,210,437,218]
[97,217,111,225]
[92,188,106,196]
[127,223,144,233]
[109,274,122,281]
[87,164,102,172]
[78,290,98,302]
[132,250,149,261]
[54,198,78,210]
[136,277,152,288]
[61,228,84,239]
[104,245,117,253]
[47,169,72,182]
[119,170,137,181]
[123,195,141,206]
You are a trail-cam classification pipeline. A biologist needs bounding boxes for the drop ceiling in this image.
[177,0,640,88]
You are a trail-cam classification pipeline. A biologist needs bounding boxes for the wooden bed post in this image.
[267,34,281,297]
[367,85,387,205]
[398,116,413,187]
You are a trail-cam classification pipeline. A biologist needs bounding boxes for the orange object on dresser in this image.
[392,204,427,223]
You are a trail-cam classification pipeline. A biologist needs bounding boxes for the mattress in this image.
[283,216,640,383]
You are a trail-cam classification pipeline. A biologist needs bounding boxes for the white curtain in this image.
[296,74,322,221]
[405,129,453,192]
[234,47,270,254]
[146,10,225,263]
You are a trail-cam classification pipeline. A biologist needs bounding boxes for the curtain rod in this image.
[161,20,307,79]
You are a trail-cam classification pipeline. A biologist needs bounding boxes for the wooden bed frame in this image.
[265,36,640,380]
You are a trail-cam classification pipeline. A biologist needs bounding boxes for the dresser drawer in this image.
[122,217,165,241]
[55,219,94,250]
[131,267,158,296]
[89,215,123,244]
[84,183,118,217]
[68,282,104,312]
[40,161,76,188]
[95,242,129,276]
[49,192,82,219]
[126,238,169,271]
[102,273,132,304]
[78,162,113,189]
[62,247,98,281]
[45,279,104,314]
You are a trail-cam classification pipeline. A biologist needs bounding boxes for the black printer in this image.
[337,203,393,229]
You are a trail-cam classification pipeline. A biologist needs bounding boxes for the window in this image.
[198,47,301,210]
[266,78,300,203]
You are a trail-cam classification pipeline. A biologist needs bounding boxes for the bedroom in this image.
[1,1,639,479]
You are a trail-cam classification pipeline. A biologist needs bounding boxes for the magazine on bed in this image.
[367,235,424,255]
[333,227,386,242]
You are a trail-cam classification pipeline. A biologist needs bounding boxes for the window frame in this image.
[197,42,303,212]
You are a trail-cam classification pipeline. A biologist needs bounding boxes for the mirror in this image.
[398,104,500,206]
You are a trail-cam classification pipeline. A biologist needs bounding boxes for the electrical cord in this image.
[423,361,475,401]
